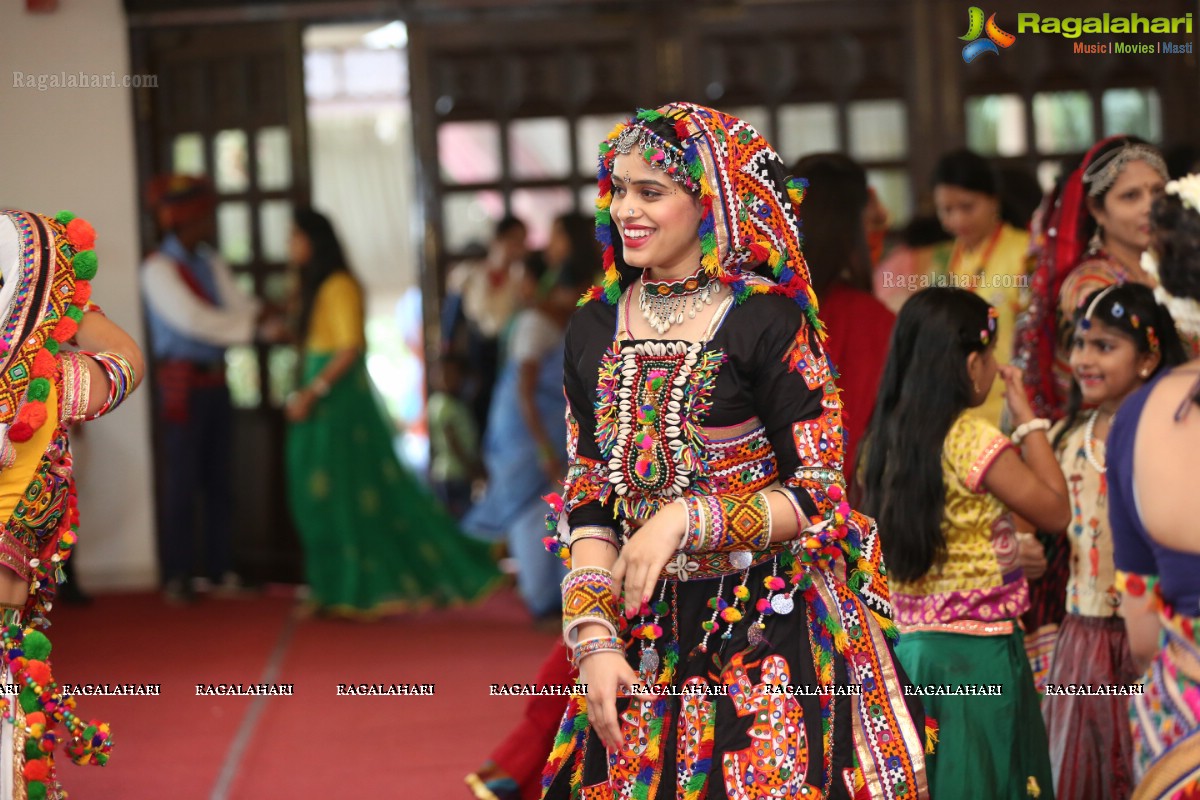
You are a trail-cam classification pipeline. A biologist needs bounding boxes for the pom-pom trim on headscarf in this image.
[7,210,95,443]
[584,102,825,340]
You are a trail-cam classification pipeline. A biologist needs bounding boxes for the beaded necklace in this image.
[948,223,1004,279]
[1084,408,1108,473]
[637,269,719,336]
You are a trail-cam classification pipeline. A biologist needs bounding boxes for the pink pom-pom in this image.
[826,485,843,502]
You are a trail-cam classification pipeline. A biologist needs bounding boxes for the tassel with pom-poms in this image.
[924,716,939,755]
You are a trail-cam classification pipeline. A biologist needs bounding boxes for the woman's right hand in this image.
[579,651,639,751]
[999,364,1035,427]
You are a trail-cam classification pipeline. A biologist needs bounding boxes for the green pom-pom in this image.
[72,250,98,281]
[24,739,42,761]
[19,687,40,714]
[27,780,47,800]
[43,338,60,356]
[23,630,51,661]
[65,305,84,324]
[54,211,76,225]
[27,378,51,403]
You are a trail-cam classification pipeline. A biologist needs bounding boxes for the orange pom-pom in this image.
[17,402,47,431]
[22,759,49,782]
[23,660,50,686]
[24,712,45,728]
[65,218,96,250]
[52,317,78,341]
[73,280,92,307]
[31,349,56,378]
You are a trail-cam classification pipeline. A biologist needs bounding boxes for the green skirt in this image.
[286,354,500,616]
[896,626,1054,800]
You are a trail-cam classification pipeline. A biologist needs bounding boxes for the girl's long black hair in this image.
[293,207,355,341]
[861,287,995,583]
[1053,283,1188,447]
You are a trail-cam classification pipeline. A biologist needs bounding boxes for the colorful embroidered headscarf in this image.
[0,210,95,447]
[585,102,824,338]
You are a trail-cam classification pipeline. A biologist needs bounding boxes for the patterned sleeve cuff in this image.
[966,435,1013,493]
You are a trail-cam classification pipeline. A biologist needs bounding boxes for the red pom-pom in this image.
[826,485,843,502]
[8,421,33,443]
[52,318,78,341]
[31,349,56,378]
[22,759,49,782]
[23,660,51,686]
[747,243,770,262]
[17,402,47,431]
[65,219,96,250]
[73,280,92,307]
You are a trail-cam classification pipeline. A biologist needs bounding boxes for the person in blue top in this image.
[140,175,286,603]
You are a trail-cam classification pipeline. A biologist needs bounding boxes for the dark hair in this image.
[1165,144,1200,180]
[861,287,995,582]
[1054,283,1189,446]
[1152,193,1200,303]
[495,215,527,239]
[933,149,999,197]
[997,165,1043,230]
[792,153,872,295]
[901,215,952,248]
[1080,136,1159,247]
[293,208,355,340]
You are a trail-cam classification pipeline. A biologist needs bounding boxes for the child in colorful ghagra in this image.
[0,209,143,798]
[862,286,1070,799]
[1110,174,1200,799]
[542,103,928,799]
[1043,283,1186,800]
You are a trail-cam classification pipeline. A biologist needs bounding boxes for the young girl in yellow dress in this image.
[863,286,1070,799]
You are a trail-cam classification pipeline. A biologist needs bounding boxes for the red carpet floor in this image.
[46,588,559,799]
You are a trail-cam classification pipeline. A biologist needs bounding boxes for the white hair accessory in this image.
[1165,173,1200,215]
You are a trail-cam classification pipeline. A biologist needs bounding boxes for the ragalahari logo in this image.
[960,7,1017,62]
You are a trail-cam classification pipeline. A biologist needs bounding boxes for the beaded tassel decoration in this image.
[638,270,719,336]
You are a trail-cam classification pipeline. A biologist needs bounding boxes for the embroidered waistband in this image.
[658,545,779,582]
[898,619,1015,637]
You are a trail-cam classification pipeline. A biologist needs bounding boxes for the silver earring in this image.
[1089,226,1104,252]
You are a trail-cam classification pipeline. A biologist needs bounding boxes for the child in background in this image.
[427,354,481,520]
[862,286,1071,799]
[1043,284,1186,800]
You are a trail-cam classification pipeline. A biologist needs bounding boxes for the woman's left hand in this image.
[285,389,317,422]
[612,503,685,618]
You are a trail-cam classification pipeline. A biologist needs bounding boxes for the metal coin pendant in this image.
[729,551,753,570]
[771,594,795,615]
[639,647,660,676]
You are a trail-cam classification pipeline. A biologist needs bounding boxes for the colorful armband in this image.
[561,566,621,646]
[77,350,137,421]
[679,491,772,553]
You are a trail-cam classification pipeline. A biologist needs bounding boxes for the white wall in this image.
[0,0,157,590]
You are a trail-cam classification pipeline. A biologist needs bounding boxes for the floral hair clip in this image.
[1165,173,1200,214]
[1147,326,1160,354]
[1112,302,1125,318]
[980,306,999,345]
[1130,313,1140,329]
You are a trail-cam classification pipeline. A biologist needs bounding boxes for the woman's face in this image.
[609,153,704,278]
[289,226,312,268]
[933,185,999,250]
[1090,159,1166,254]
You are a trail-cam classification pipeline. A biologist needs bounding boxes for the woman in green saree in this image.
[284,208,499,616]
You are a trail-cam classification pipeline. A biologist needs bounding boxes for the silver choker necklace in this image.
[638,271,719,335]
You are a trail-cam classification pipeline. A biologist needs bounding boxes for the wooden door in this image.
[129,20,310,584]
